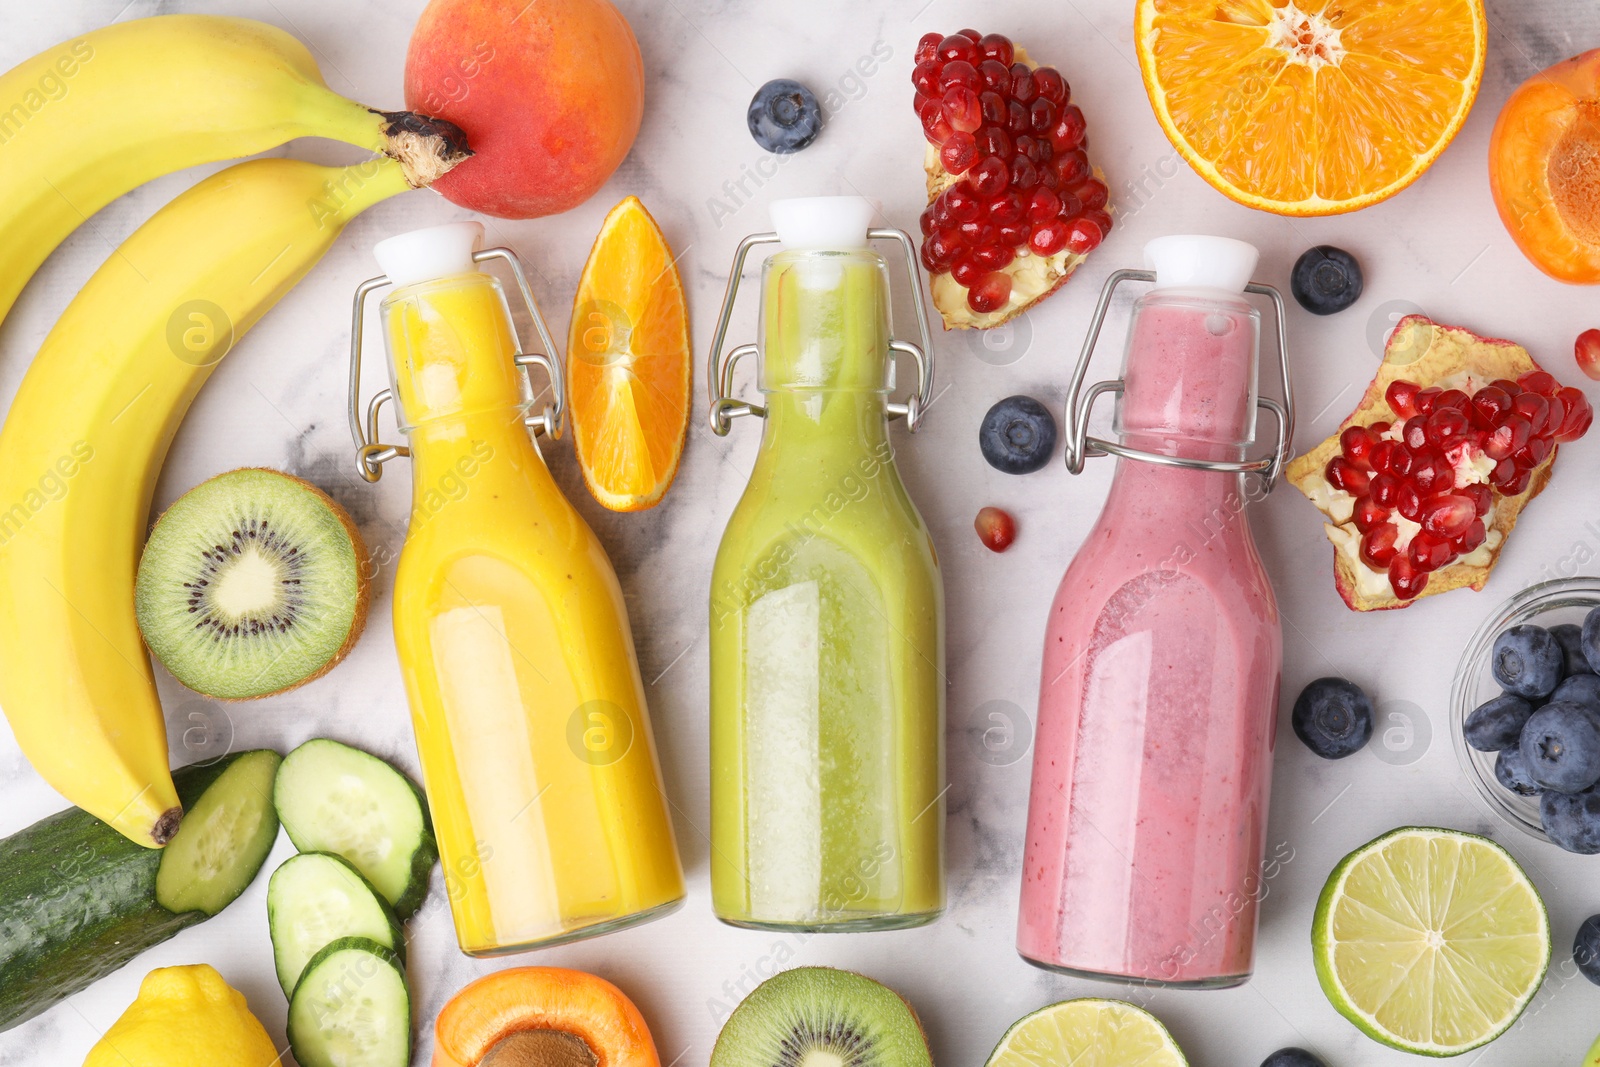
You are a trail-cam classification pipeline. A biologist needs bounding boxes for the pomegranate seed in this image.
[977,33,1015,65]
[1037,166,1061,191]
[977,125,1012,160]
[975,506,1015,551]
[967,272,1013,314]
[915,32,943,64]
[942,86,982,133]
[919,207,937,237]
[1411,450,1452,495]
[940,131,979,173]
[1576,329,1600,381]
[1415,387,1442,415]
[1362,523,1400,569]
[919,99,954,144]
[1065,216,1105,254]
[985,191,1025,226]
[1011,64,1038,102]
[978,60,1012,94]
[1409,531,1455,572]
[1055,191,1083,219]
[946,186,980,222]
[1029,97,1059,134]
[1483,413,1532,460]
[1084,208,1113,238]
[1052,149,1091,187]
[1490,377,1524,396]
[913,61,942,97]
[956,27,981,42]
[937,34,980,65]
[1033,66,1068,103]
[1369,472,1400,507]
[997,222,1028,247]
[1029,219,1072,256]
[1397,482,1424,521]
[1072,178,1109,211]
[972,243,1015,271]
[1014,134,1045,164]
[1050,105,1087,152]
[1434,389,1470,411]
[1518,370,1560,397]
[1324,457,1370,495]
[919,241,943,273]
[1488,455,1518,490]
[1369,439,1401,475]
[1462,482,1493,516]
[1511,392,1551,436]
[971,157,1008,196]
[1425,407,1471,448]
[1516,436,1553,468]
[1500,466,1533,495]
[956,218,994,247]
[1386,380,1421,418]
[979,93,1008,128]
[923,232,959,272]
[1009,156,1040,190]
[1389,555,1428,600]
[1006,100,1029,136]
[1471,385,1513,425]
[1340,426,1377,469]
[1401,415,1429,450]
[950,255,986,287]
[1353,497,1391,533]
[1455,519,1488,554]
[1026,187,1062,222]
[1420,494,1475,539]
[939,60,979,91]
[1557,388,1594,441]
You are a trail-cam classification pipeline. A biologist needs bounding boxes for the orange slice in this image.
[567,196,690,512]
[1135,0,1486,216]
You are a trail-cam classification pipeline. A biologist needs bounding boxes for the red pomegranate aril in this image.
[1518,370,1560,397]
[979,93,1008,128]
[1071,178,1108,211]
[1033,66,1067,103]
[1471,385,1513,424]
[1488,455,1518,489]
[1412,451,1453,496]
[956,218,995,246]
[1340,425,1377,469]
[915,32,943,64]
[1409,531,1455,573]
[919,241,944,273]
[977,33,1015,65]
[945,186,980,222]
[950,255,986,288]
[1011,64,1038,102]
[1324,457,1370,495]
[937,34,980,65]
[1576,329,1600,382]
[1389,555,1428,600]
[939,60,979,91]
[1462,482,1492,515]
[1369,439,1402,475]
[997,222,1028,247]
[913,61,942,97]
[1500,466,1533,495]
[1396,482,1424,522]
[1511,392,1551,436]
[1420,494,1475,539]
[1369,472,1400,507]
[1029,97,1058,134]
[1433,389,1470,411]
[1029,219,1072,256]
[1401,415,1430,450]
[1353,497,1391,534]
[1424,406,1471,448]
[940,132,979,173]
[1048,105,1087,153]
[1026,187,1062,222]
[1054,191,1083,219]
[942,86,983,133]
[1386,380,1421,418]
[1557,388,1594,440]
[1006,100,1029,136]
[971,243,1015,271]
[1009,156,1040,191]
[920,100,954,144]
[1083,208,1113,237]
[1414,387,1442,415]
[1488,378,1522,396]
[1516,436,1553,468]
[978,60,1012,94]
[1065,216,1104,254]
[1455,518,1487,553]
[1361,523,1400,569]
[1014,134,1045,164]
[986,191,1025,226]
[1483,413,1532,460]
[977,124,1012,160]
[971,157,1008,196]
[967,271,1013,314]
[1052,149,1090,187]
[956,27,981,40]
[919,208,937,238]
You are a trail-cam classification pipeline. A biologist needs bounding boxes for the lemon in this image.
[1312,827,1550,1056]
[83,964,280,1067]
[983,998,1186,1067]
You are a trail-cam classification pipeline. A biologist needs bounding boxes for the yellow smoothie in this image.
[382,266,682,955]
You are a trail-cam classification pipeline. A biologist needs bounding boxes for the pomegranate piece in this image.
[1361,523,1400,569]
[1324,457,1370,496]
[975,506,1016,552]
[1353,496,1391,533]
[1386,380,1421,419]
[1408,531,1455,573]
[1576,328,1600,382]
[1340,425,1378,469]
[967,272,1013,314]
[1388,555,1429,600]
[1420,494,1476,539]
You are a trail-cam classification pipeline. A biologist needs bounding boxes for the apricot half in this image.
[432,968,660,1067]
[1490,49,1600,283]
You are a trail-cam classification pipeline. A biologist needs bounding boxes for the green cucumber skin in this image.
[0,751,274,1033]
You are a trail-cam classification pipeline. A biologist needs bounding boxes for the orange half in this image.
[1136,0,1487,215]
[567,196,690,512]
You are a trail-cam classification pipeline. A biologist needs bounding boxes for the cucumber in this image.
[0,749,281,1032]
[274,739,436,918]
[287,936,410,1067]
[268,851,403,996]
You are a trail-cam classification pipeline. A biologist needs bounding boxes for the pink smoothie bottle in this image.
[1017,236,1295,988]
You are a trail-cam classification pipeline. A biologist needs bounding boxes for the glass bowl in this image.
[1451,576,1600,841]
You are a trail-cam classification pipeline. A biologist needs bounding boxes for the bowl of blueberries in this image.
[1453,576,1600,853]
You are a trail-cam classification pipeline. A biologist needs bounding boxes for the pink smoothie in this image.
[1017,297,1282,986]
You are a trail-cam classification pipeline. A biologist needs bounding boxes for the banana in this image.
[0,14,466,330]
[0,156,411,846]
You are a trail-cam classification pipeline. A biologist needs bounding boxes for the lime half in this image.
[1313,827,1550,1056]
[983,998,1186,1067]
[1585,1031,1600,1067]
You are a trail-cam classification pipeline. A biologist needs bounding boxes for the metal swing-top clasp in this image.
[1063,268,1296,493]
[706,222,936,436]
[346,246,565,483]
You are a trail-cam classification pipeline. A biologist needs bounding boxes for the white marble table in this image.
[3,0,1600,1064]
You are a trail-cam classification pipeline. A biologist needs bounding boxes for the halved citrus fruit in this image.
[567,196,690,512]
[983,999,1187,1067]
[1135,0,1487,215]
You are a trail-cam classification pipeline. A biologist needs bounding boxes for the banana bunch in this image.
[0,14,467,332]
[0,15,468,847]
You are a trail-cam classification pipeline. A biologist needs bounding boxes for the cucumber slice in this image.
[274,739,436,919]
[287,936,410,1067]
[268,852,404,996]
[155,749,282,915]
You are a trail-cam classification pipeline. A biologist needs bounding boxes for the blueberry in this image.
[1583,606,1600,673]
[1551,622,1593,676]
[1292,677,1374,760]
[747,79,822,154]
[1520,701,1600,793]
[1260,1050,1325,1067]
[1464,693,1534,752]
[1495,747,1543,797]
[979,395,1057,474]
[1290,246,1363,315]
[1575,915,1600,986]
[1553,673,1600,710]
[1491,624,1564,699]
[1541,784,1600,854]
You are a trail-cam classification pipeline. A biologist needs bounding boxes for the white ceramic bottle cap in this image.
[771,196,877,251]
[374,221,484,287]
[1143,234,1259,294]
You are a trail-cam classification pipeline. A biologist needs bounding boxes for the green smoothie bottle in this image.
[707,197,945,931]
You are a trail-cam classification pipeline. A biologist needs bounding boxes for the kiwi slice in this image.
[711,967,933,1067]
[135,468,370,700]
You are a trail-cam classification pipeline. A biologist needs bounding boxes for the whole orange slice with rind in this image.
[1136,0,1487,216]
[567,196,690,512]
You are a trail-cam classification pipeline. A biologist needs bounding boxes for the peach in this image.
[404,0,644,219]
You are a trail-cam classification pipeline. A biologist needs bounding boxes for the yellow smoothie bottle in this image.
[348,222,683,955]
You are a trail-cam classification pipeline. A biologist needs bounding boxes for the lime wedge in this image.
[1585,1032,1600,1067]
[1313,826,1550,1056]
[983,998,1186,1067]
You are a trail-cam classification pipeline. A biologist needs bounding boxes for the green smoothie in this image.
[710,248,945,930]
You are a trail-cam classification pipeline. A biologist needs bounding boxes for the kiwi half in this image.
[711,967,933,1067]
[135,468,370,700]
